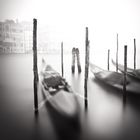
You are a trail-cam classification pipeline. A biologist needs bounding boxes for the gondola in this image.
[40,58,80,117]
[112,59,140,80]
[40,59,81,140]
[90,63,140,95]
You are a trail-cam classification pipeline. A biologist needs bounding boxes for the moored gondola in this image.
[40,58,80,117]
[90,63,140,95]
[112,59,140,80]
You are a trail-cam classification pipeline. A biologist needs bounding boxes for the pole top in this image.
[33,18,37,23]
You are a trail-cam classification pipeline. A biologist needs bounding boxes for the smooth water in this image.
[0,54,140,140]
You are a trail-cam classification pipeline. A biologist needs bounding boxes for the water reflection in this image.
[41,86,81,140]
[1,54,140,140]
[87,77,123,139]
[90,77,140,140]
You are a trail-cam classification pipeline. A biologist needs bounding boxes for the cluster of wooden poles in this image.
[107,35,136,71]
[33,18,136,112]
[107,34,137,102]
[33,19,90,113]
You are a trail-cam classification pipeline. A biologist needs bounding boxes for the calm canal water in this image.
[0,53,140,140]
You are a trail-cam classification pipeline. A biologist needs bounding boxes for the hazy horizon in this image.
[1,0,140,68]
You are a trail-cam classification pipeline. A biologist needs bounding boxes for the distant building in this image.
[0,19,70,54]
[0,20,32,53]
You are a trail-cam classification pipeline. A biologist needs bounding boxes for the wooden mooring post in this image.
[116,33,119,72]
[108,49,110,71]
[123,45,127,101]
[33,18,39,113]
[71,48,76,73]
[84,27,90,110]
[76,48,82,73]
[134,38,136,70]
[61,42,64,77]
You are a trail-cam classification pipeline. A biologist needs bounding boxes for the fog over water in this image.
[0,0,140,55]
[0,54,140,140]
[0,0,140,139]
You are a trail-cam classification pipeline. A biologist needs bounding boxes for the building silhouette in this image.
[0,19,32,53]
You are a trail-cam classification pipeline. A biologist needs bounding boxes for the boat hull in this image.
[40,63,80,117]
[90,63,140,95]
[112,59,140,80]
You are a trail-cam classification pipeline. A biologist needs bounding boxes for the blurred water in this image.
[0,53,140,140]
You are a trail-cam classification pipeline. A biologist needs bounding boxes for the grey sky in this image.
[0,0,140,58]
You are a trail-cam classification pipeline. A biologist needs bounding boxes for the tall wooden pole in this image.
[123,45,127,100]
[116,33,119,72]
[33,18,39,112]
[108,49,110,71]
[84,27,90,110]
[134,38,136,70]
[61,42,64,77]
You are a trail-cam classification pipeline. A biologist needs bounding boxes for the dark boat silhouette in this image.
[112,59,140,80]
[40,59,81,140]
[40,58,80,117]
[90,63,140,95]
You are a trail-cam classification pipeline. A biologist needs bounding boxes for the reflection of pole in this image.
[84,27,90,110]
[116,33,118,72]
[33,19,38,113]
[108,49,110,71]
[123,45,127,101]
[61,42,64,77]
[134,38,136,70]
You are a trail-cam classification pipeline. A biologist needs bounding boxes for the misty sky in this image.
[0,0,140,27]
[0,0,140,67]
